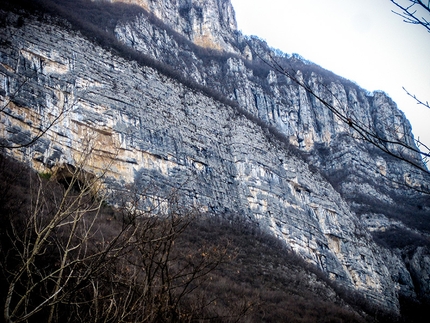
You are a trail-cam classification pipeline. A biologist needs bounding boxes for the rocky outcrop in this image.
[111,0,237,51]
[1,0,429,315]
[113,5,427,193]
[406,246,430,299]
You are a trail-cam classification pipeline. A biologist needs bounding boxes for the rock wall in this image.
[110,0,237,50]
[114,5,427,193]
[114,1,430,264]
[0,12,416,313]
[2,0,430,313]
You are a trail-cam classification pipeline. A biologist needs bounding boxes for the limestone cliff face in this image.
[1,0,429,314]
[113,0,429,263]
[110,0,237,50]
[114,6,424,178]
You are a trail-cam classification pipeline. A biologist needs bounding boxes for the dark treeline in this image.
[0,154,396,322]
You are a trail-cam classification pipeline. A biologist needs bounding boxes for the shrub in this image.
[0,155,384,322]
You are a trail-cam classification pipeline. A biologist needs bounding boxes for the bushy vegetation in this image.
[327,165,430,235]
[371,228,429,250]
[0,154,394,322]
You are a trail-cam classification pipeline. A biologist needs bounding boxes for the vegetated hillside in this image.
[1,0,430,321]
[0,154,375,323]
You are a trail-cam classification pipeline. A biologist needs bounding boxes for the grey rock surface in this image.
[1,0,429,314]
[112,0,237,51]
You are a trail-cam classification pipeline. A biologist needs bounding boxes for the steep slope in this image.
[112,0,430,306]
[110,0,238,50]
[1,0,429,317]
[0,155,371,323]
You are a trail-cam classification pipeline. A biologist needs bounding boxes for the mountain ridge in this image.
[1,0,430,319]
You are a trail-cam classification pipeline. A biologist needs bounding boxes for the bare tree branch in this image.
[403,86,430,110]
[1,139,237,322]
[391,0,430,32]
[0,89,77,150]
[256,51,429,174]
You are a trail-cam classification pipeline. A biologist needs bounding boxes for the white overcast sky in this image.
[230,0,430,149]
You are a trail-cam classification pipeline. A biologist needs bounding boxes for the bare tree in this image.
[402,86,430,110]
[390,1,430,113]
[1,138,127,323]
[255,52,430,172]
[86,187,234,323]
[244,2,430,181]
[0,137,237,322]
[390,0,430,33]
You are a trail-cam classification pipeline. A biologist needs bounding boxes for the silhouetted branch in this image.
[391,0,430,32]
[403,86,430,110]
[249,47,430,178]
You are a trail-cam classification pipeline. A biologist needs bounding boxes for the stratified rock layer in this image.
[1,0,429,314]
[112,0,237,50]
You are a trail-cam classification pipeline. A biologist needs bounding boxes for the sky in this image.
[230,0,430,150]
